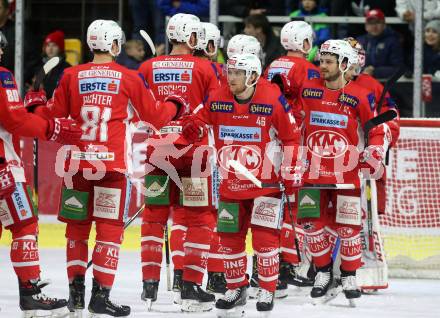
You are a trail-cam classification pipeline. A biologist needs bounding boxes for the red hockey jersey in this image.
[295,77,387,187]
[0,67,52,181]
[138,54,219,145]
[38,62,178,173]
[354,73,400,146]
[194,79,301,200]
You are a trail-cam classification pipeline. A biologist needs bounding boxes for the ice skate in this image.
[341,271,361,308]
[216,286,247,318]
[280,261,315,287]
[256,288,274,318]
[275,278,288,299]
[68,276,85,318]
[310,264,340,305]
[141,280,159,311]
[207,272,227,296]
[172,269,183,305]
[180,280,215,312]
[87,279,130,317]
[19,279,69,318]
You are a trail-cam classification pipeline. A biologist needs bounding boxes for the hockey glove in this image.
[47,118,83,144]
[165,94,190,120]
[24,90,47,113]
[0,158,16,200]
[181,115,206,143]
[271,73,293,99]
[359,145,385,178]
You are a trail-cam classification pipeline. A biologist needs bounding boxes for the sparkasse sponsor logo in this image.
[310,111,348,129]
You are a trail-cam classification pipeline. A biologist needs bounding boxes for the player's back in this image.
[55,61,147,172]
[139,54,219,111]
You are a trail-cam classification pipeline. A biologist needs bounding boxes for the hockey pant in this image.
[300,189,362,272]
[61,172,129,288]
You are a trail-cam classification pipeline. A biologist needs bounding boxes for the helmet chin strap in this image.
[245,74,259,88]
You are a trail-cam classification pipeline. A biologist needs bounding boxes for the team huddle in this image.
[0,12,399,318]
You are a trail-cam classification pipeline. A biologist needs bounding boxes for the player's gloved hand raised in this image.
[46,118,83,145]
[359,145,385,178]
[164,94,190,120]
[0,158,16,200]
[181,115,206,143]
[24,90,47,113]
[271,73,293,99]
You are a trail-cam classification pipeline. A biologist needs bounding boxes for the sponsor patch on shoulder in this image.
[338,93,359,108]
[210,101,234,113]
[302,88,324,99]
[0,71,15,88]
[249,103,273,115]
[307,69,320,79]
[278,95,291,112]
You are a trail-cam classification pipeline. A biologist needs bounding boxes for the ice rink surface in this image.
[0,248,439,318]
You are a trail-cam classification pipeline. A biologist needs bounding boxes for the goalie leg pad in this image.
[10,222,40,282]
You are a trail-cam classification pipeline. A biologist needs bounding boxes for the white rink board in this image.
[0,248,439,318]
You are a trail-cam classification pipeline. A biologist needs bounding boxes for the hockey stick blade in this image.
[33,56,60,91]
[228,160,281,189]
[364,110,397,136]
[140,30,156,57]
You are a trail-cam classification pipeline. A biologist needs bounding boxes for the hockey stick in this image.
[31,57,61,212]
[164,223,171,291]
[86,204,145,270]
[228,160,301,261]
[140,30,156,57]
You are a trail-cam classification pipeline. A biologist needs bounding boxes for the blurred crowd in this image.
[0,0,440,113]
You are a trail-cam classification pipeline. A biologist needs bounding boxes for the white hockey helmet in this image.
[87,19,125,57]
[226,34,261,59]
[0,31,7,49]
[166,13,202,49]
[344,37,366,69]
[319,39,358,73]
[227,53,262,88]
[280,21,314,53]
[195,22,221,56]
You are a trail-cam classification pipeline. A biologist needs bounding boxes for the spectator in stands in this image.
[32,30,70,98]
[117,39,146,70]
[357,9,404,78]
[220,0,287,17]
[290,0,331,62]
[330,0,397,38]
[423,20,440,76]
[396,0,440,23]
[157,0,209,19]
[0,0,39,85]
[244,14,284,67]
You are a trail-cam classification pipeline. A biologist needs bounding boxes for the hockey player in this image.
[138,13,220,312]
[30,20,187,317]
[192,22,228,296]
[182,53,302,316]
[294,39,388,303]
[0,30,82,317]
[263,20,321,293]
